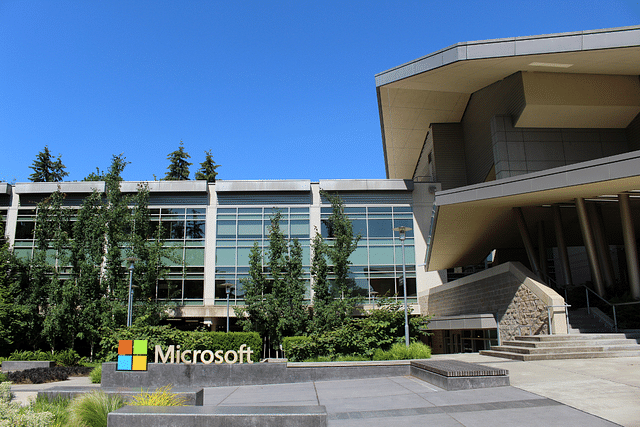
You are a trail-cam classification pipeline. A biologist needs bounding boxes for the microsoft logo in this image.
[117,339,148,371]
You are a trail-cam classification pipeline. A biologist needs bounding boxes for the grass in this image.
[28,395,71,427]
[129,384,188,406]
[67,391,125,427]
[88,365,101,384]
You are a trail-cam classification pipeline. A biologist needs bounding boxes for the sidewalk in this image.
[8,354,640,426]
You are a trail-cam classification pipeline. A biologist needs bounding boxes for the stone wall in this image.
[420,262,565,343]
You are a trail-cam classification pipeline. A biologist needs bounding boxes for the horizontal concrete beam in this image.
[215,180,311,192]
[1,361,55,372]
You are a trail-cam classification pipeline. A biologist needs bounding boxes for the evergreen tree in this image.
[0,240,30,355]
[29,146,69,182]
[82,167,105,181]
[34,190,77,351]
[311,193,361,334]
[236,212,308,354]
[164,141,192,180]
[195,150,220,182]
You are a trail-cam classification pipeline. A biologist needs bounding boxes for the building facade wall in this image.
[2,179,428,326]
[492,115,629,179]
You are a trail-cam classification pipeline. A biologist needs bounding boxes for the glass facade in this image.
[3,181,421,314]
[215,207,311,304]
[152,207,206,305]
[321,205,416,303]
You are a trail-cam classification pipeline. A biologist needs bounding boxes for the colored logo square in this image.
[132,355,147,371]
[116,339,148,371]
[117,355,132,371]
[118,340,133,355]
[133,340,147,355]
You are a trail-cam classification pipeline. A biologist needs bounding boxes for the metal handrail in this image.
[583,285,640,332]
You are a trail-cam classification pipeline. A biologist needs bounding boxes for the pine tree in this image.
[195,150,220,182]
[164,141,192,180]
[29,146,69,182]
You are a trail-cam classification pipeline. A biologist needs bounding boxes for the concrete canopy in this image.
[376,26,640,180]
[426,151,640,271]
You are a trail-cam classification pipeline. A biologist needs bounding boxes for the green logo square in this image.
[133,340,147,355]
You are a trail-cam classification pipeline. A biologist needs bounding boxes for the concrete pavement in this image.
[8,354,640,426]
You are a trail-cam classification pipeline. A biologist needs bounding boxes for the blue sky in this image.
[1,1,639,183]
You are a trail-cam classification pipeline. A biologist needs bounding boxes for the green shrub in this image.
[290,298,429,361]
[52,350,80,367]
[0,373,7,383]
[7,351,51,362]
[89,365,102,384]
[99,325,261,363]
[0,382,57,427]
[129,385,187,406]
[282,336,314,361]
[372,342,431,361]
[68,391,124,427]
[28,395,70,427]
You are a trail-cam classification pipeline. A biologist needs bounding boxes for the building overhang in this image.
[376,26,640,179]
[426,150,640,271]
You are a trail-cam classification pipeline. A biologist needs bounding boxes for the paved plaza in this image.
[9,354,640,426]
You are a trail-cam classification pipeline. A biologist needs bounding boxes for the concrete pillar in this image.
[575,197,605,296]
[619,194,640,300]
[588,203,615,290]
[552,205,573,287]
[513,207,541,278]
[537,221,548,279]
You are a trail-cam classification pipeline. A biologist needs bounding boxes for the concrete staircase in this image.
[567,307,615,333]
[479,333,640,361]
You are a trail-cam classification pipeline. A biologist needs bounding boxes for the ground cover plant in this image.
[0,381,56,427]
[7,366,93,385]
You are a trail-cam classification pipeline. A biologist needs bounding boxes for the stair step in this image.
[489,344,640,355]
[503,339,636,348]
[514,333,627,341]
[479,349,640,361]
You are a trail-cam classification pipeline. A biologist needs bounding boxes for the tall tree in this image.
[29,146,69,182]
[236,212,308,354]
[195,150,220,182]
[164,141,192,180]
[34,190,77,351]
[0,240,30,355]
[311,192,361,334]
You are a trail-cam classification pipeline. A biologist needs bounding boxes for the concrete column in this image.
[537,221,548,279]
[552,205,573,287]
[619,194,640,300]
[5,187,19,247]
[513,207,541,278]
[588,203,615,290]
[575,197,605,296]
[203,183,217,305]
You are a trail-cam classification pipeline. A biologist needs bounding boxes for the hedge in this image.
[99,325,262,363]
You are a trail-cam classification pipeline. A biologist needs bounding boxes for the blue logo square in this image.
[117,355,132,371]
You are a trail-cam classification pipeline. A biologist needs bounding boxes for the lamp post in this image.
[224,283,235,332]
[126,257,139,328]
[394,226,412,347]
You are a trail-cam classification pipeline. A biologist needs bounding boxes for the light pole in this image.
[126,257,139,328]
[225,283,235,332]
[394,226,412,347]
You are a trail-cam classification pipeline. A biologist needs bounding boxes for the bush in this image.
[7,351,51,362]
[99,325,261,363]
[282,336,313,361]
[52,350,80,367]
[28,395,70,427]
[7,366,93,385]
[68,391,124,427]
[129,385,187,406]
[289,298,429,361]
[372,342,432,361]
[89,365,102,384]
[0,382,56,427]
